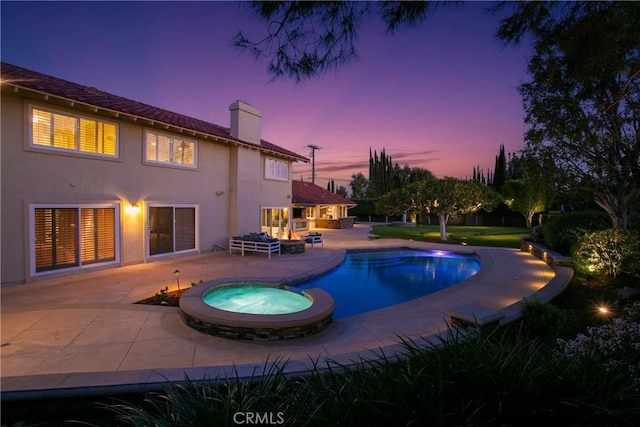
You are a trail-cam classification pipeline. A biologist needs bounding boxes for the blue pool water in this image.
[296,248,481,319]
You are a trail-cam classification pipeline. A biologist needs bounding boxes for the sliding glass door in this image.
[261,207,288,238]
[32,205,117,273]
[148,205,197,256]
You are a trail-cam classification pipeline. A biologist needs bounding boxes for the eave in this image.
[2,82,309,163]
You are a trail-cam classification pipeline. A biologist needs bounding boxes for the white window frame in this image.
[146,203,199,258]
[28,105,119,159]
[144,130,198,169]
[29,203,121,277]
[265,158,289,181]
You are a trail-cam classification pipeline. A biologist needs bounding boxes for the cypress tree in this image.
[368,147,403,196]
[493,144,507,192]
[381,148,388,194]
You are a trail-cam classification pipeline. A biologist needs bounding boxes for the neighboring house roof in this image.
[292,180,356,207]
[0,62,308,162]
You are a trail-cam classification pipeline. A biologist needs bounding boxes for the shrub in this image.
[520,298,570,338]
[153,286,169,304]
[542,210,610,254]
[556,302,640,380]
[556,319,640,368]
[350,198,380,219]
[572,228,640,278]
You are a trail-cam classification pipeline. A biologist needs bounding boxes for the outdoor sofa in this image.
[229,233,281,259]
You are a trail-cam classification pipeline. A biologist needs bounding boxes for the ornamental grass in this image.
[103,327,640,426]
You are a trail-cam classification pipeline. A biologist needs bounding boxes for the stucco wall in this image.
[229,146,262,236]
[259,156,293,217]
[2,94,288,284]
[1,95,27,284]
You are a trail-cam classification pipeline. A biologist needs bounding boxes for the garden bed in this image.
[135,288,187,307]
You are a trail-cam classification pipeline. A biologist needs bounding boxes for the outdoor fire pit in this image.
[280,240,305,254]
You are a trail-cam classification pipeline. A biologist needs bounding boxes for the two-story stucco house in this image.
[1,63,308,285]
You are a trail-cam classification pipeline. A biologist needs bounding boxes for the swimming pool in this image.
[296,248,481,319]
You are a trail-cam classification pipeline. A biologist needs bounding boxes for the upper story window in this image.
[145,131,197,168]
[30,106,118,157]
[265,158,289,181]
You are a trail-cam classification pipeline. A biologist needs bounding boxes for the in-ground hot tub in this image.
[180,280,334,340]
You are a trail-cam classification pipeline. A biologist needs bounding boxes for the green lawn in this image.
[370,224,529,249]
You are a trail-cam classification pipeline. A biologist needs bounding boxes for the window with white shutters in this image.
[145,131,197,168]
[265,158,289,181]
[30,106,117,157]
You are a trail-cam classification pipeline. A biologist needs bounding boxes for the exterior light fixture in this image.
[216,191,224,196]
[174,269,181,291]
[126,202,141,215]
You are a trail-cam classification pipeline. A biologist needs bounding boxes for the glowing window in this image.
[145,131,197,168]
[30,107,117,157]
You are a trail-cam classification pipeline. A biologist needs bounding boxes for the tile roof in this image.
[292,180,356,206]
[0,62,308,162]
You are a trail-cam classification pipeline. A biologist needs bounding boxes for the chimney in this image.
[229,101,262,145]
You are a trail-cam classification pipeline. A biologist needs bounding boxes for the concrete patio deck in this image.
[1,224,564,400]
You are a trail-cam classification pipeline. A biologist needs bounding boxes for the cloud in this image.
[366,149,440,162]
[293,160,368,175]
[314,162,368,173]
[292,148,444,181]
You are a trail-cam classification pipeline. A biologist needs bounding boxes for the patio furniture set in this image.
[229,232,322,258]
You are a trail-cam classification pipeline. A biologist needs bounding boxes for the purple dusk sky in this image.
[1,1,530,189]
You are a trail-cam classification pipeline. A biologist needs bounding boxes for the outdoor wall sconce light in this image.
[216,191,225,196]
[286,194,292,199]
[126,202,141,215]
